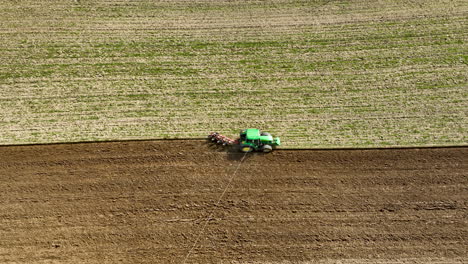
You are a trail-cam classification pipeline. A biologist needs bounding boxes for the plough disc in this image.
[207,132,238,146]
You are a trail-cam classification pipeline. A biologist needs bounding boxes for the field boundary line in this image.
[277,145,468,151]
[0,138,467,150]
[0,138,206,147]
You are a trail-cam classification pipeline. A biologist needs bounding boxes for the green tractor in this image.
[207,128,281,153]
[238,128,280,153]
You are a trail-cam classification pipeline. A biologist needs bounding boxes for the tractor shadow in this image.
[225,144,266,161]
[203,140,258,161]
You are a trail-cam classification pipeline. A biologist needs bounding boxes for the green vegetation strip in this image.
[0,0,466,148]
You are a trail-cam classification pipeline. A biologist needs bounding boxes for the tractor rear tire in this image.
[240,145,254,153]
[262,145,273,153]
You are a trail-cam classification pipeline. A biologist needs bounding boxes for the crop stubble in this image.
[0,0,466,147]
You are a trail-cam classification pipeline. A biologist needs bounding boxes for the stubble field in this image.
[1,0,467,147]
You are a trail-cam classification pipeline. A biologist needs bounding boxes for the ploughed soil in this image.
[0,140,466,264]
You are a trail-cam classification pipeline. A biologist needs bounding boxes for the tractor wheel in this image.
[240,145,254,153]
[262,145,273,153]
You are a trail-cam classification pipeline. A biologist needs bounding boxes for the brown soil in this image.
[0,140,466,263]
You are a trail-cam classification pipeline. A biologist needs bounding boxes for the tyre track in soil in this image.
[0,140,466,263]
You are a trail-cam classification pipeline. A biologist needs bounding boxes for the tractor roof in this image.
[245,128,260,140]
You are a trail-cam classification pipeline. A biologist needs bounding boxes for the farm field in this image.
[0,140,467,263]
[0,0,467,147]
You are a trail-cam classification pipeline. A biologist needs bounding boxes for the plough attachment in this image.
[207,132,238,146]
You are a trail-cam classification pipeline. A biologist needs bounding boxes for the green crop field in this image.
[0,0,466,148]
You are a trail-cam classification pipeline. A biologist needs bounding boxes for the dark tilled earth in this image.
[0,140,467,263]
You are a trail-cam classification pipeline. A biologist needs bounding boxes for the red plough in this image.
[207,132,238,146]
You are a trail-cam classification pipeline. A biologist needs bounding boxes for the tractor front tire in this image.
[240,145,254,153]
[262,145,273,153]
